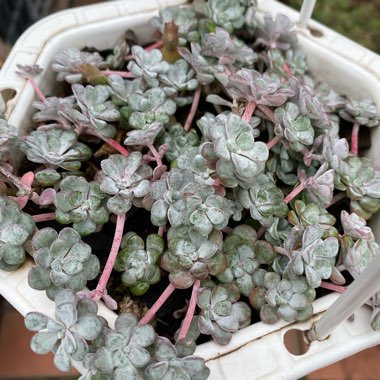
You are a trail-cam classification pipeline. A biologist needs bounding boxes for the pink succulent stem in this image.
[148,144,163,167]
[257,225,267,240]
[28,77,46,102]
[139,282,176,325]
[178,279,201,341]
[100,136,129,158]
[158,226,165,236]
[257,104,277,124]
[101,70,134,78]
[32,212,56,223]
[320,281,346,293]
[242,101,256,122]
[266,136,280,150]
[145,40,164,51]
[184,85,201,132]
[92,213,126,302]
[351,122,360,155]
[284,182,306,204]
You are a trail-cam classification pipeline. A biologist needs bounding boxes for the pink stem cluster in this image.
[101,70,134,78]
[178,280,201,341]
[27,77,46,102]
[92,213,126,302]
[351,123,360,155]
[184,85,201,132]
[284,182,306,204]
[242,101,256,122]
[148,145,163,167]
[139,283,176,325]
[266,136,280,150]
[320,281,346,293]
[32,212,56,223]
[104,137,129,158]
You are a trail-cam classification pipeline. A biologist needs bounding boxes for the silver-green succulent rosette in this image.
[24,290,104,372]
[161,226,227,289]
[99,152,152,214]
[19,128,92,171]
[54,176,109,236]
[218,225,276,295]
[197,283,251,345]
[28,227,100,300]
[145,336,210,380]
[200,112,268,189]
[262,275,315,324]
[81,313,156,380]
[0,196,35,271]
[237,173,288,227]
[286,225,339,288]
[114,232,164,296]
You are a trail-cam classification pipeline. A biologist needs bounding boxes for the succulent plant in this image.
[24,290,104,372]
[157,123,200,162]
[19,128,92,170]
[127,87,176,129]
[265,217,292,246]
[28,227,100,299]
[339,156,380,219]
[150,6,200,46]
[128,46,170,88]
[81,313,156,380]
[70,84,120,138]
[341,210,374,241]
[248,269,281,311]
[149,169,198,227]
[218,225,276,295]
[161,226,226,289]
[202,27,257,67]
[341,235,380,278]
[271,49,307,76]
[227,68,295,106]
[124,122,163,147]
[200,112,268,188]
[54,176,109,236]
[0,118,17,147]
[262,275,315,323]
[179,43,223,85]
[114,232,163,295]
[286,225,339,288]
[339,98,380,127]
[288,200,337,236]
[158,59,198,106]
[99,152,152,214]
[32,96,76,130]
[314,83,346,113]
[197,283,251,345]
[237,173,288,227]
[274,102,314,152]
[256,13,297,50]
[0,196,35,271]
[145,336,210,380]
[51,48,107,84]
[107,76,141,106]
[319,133,349,176]
[195,0,251,33]
[183,185,234,237]
[266,143,298,185]
[302,163,335,206]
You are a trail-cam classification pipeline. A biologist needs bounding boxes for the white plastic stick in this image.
[298,0,317,28]
[308,253,380,342]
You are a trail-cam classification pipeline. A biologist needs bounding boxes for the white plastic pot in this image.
[1,1,380,379]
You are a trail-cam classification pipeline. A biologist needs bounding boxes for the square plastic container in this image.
[1,1,380,378]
